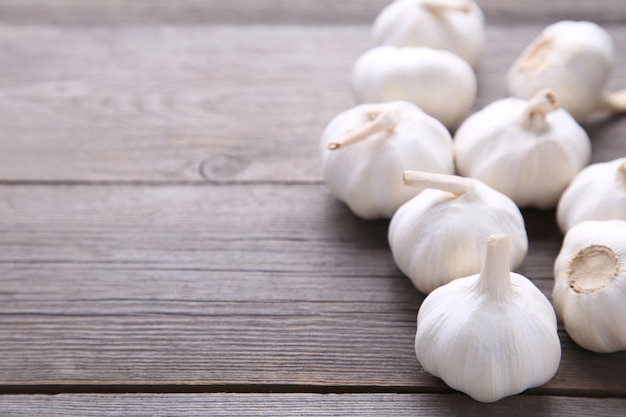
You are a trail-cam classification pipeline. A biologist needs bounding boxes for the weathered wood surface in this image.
[1,0,626,414]
[0,185,624,395]
[1,394,626,416]
[0,24,625,183]
[0,0,625,25]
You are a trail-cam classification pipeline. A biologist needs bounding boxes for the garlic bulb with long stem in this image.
[553,220,626,353]
[372,0,485,68]
[557,157,626,233]
[415,234,561,403]
[507,20,626,120]
[351,46,477,130]
[320,101,454,219]
[388,171,528,293]
[454,89,591,209]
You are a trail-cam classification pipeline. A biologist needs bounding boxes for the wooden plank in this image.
[0,0,625,25]
[1,24,625,183]
[0,25,357,183]
[0,184,624,394]
[1,393,626,416]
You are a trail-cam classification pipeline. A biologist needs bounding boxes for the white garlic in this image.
[388,171,528,293]
[320,101,454,219]
[553,220,626,353]
[454,89,591,209]
[351,46,476,130]
[372,0,485,68]
[557,157,626,233]
[416,234,561,403]
[507,20,626,120]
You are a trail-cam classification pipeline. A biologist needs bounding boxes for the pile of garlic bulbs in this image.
[319,0,626,404]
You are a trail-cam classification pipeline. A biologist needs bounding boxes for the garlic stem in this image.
[478,234,513,300]
[521,89,559,131]
[402,170,472,196]
[327,111,397,150]
[423,0,472,13]
[600,89,626,114]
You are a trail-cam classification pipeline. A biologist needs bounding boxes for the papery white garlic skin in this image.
[320,101,454,219]
[352,46,477,130]
[372,0,485,68]
[388,172,528,293]
[553,220,626,353]
[416,234,561,403]
[557,157,626,233]
[454,91,591,209]
[507,20,615,120]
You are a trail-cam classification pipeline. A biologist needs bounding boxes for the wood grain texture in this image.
[1,1,626,414]
[0,0,625,25]
[0,185,624,394]
[1,24,625,183]
[1,393,626,416]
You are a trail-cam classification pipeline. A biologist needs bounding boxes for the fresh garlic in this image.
[372,0,485,68]
[416,234,561,403]
[557,157,626,233]
[507,20,626,120]
[454,89,591,209]
[553,220,626,353]
[320,101,454,219]
[351,46,476,130]
[388,171,528,293]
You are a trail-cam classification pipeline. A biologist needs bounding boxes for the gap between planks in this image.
[0,179,325,186]
[0,383,622,399]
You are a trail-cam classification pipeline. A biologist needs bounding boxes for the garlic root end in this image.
[567,245,618,294]
[518,37,553,71]
[327,111,397,150]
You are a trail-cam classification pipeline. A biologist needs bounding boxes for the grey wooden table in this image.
[0,1,625,415]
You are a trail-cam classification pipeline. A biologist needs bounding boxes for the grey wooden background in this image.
[0,0,625,415]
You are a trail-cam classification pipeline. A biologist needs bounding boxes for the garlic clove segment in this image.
[352,46,477,130]
[416,234,561,403]
[557,157,626,233]
[553,220,626,353]
[321,101,454,220]
[454,89,591,209]
[507,20,626,120]
[372,0,486,68]
[388,171,528,293]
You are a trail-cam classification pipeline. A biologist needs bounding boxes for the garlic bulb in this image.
[352,46,476,130]
[372,0,485,68]
[320,101,454,219]
[388,171,528,293]
[454,89,591,209]
[553,220,626,353]
[415,234,561,403]
[557,157,626,233]
[507,20,626,120]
